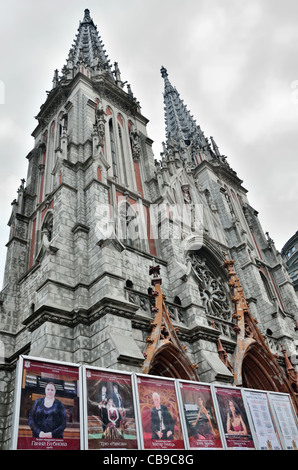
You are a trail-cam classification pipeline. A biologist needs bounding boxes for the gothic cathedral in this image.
[0,9,297,448]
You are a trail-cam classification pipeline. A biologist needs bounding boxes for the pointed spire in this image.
[70,9,113,78]
[161,66,204,147]
[52,69,59,89]
[210,136,221,157]
[160,67,237,173]
[160,66,207,148]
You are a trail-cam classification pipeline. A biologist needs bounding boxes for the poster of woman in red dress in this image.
[213,386,255,449]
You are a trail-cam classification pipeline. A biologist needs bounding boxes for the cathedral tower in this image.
[0,10,297,448]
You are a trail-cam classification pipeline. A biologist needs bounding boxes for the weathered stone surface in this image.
[0,9,297,449]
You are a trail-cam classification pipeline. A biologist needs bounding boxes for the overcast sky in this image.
[1,0,298,286]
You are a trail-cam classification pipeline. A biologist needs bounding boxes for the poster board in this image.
[10,355,298,451]
[83,366,139,450]
[177,380,224,449]
[134,374,185,450]
[213,385,255,449]
[243,389,282,450]
[11,355,83,450]
[268,392,298,450]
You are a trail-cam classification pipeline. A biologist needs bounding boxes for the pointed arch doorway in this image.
[148,343,198,380]
[242,343,294,394]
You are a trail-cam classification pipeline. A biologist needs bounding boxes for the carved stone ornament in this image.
[188,253,232,320]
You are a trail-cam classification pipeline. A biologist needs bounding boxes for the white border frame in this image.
[82,365,141,450]
[133,372,186,450]
[267,391,298,450]
[10,355,84,450]
[211,383,257,450]
[242,387,283,450]
[9,354,298,451]
[176,378,225,450]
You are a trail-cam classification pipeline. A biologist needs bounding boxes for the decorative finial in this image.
[83,9,91,21]
[149,264,162,286]
[160,66,168,78]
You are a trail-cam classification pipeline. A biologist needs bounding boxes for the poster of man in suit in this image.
[136,375,184,450]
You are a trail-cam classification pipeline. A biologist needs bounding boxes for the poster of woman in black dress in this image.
[28,381,66,438]
[15,357,81,450]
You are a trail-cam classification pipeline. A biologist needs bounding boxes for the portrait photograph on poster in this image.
[84,367,138,450]
[243,390,282,450]
[14,356,81,450]
[179,381,223,449]
[214,386,255,449]
[136,375,184,450]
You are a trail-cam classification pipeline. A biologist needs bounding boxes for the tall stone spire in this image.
[71,9,111,70]
[159,66,217,170]
[161,66,205,149]
[160,67,241,173]
[50,9,137,98]
[69,9,113,78]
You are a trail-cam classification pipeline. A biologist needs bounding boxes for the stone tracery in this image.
[188,252,232,321]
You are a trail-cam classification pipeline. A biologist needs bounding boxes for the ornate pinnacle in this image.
[160,66,168,78]
[149,264,162,286]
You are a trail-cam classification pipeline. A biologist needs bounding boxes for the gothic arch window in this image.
[118,123,128,186]
[42,120,56,197]
[50,120,55,137]
[117,113,124,127]
[259,270,273,303]
[118,201,140,249]
[188,251,232,320]
[57,111,68,148]
[128,120,133,154]
[42,212,54,242]
[109,118,118,180]
[34,211,54,264]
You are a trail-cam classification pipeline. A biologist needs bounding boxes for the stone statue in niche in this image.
[129,122,141,160]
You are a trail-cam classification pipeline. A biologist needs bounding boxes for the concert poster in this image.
[179,381,223,449]
[135,375,185,450]
[84,367,138,450]
[213,386,255,449]
[13,356,82,450]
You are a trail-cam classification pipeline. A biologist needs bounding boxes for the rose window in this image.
[188,252,232,320]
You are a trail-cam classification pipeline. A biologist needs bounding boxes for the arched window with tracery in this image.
[118,123,128,186]
[109,118,118,180]
[188,251,232,321]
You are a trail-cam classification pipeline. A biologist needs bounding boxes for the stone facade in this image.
[0,9,298,449]
[282,231,298,296]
